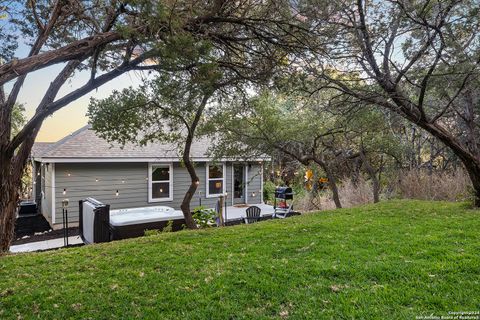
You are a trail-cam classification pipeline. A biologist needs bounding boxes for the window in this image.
[206,163,226,197]
[148,164,173,202]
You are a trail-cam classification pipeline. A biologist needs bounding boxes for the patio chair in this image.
[245,206,261,224]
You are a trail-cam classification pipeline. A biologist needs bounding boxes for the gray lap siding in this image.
[52,162,262,225]
[40,163,53,223]
[246,164,263,203]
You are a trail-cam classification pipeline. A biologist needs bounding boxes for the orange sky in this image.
[18,64,144,142]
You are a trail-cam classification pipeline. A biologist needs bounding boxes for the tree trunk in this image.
[388,107,480,206]
[180,131,200,230]
[0,149,23,253]
[179,175,199,230]
[178,93,211,229]
[463,161,480,207]
[0,177,19,254]
[359,150,380,203]
[315,159,342,209]
[351,156,362,187]
[0,131,39,254]
[383,65,480,206]
[421,123,480,206]
[327,171,342,208]
[379,83,480,206]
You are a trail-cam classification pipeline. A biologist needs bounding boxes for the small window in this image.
[206,164,225,197]
[149,164,173,202]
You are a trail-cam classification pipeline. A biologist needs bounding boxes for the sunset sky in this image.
[13,62,143,142]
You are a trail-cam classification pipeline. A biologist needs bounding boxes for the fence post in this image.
[62,199,69,247]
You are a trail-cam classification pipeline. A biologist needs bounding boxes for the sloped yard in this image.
[1,200,479,319]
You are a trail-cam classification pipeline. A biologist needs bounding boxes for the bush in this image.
[192,206,217,228]
[263,180,276,204]
[162,220,174,233]
[144,220,174,236]
[144,229,161,237]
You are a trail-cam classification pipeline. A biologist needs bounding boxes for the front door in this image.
[233,165,245,204]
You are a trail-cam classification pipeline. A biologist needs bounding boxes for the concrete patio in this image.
[10,235,83,253]
[217,203,275,221]
[10,204,276,254]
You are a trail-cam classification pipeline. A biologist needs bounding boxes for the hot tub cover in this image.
[110,206,184,227]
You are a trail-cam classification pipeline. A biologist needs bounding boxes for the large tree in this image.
[298,0,480,204]
[89,66,226,229]
[0,0,308,252]
[87,7,301,228]
[212,90,401,207]
[211,92,347,208]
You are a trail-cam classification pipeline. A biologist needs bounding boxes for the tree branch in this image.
[0,31,123,86]
[8,50,156,151]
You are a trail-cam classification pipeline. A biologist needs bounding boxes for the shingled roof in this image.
[32,125,214,161]
[31,142,55,157]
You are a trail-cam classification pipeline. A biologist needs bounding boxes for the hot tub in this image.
[109,206,186,240]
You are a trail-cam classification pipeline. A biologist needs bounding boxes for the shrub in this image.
[263,180,276,204]
[162,220,174,233]
[144,220,174,236]
[192,206,217,228]
[144,229,161,237]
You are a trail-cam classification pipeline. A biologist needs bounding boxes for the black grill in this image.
[274,187,293,200]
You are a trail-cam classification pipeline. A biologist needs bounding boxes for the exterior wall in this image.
[40,163,53,223]
[53,162,241,225]
[243,164,263,204]
[33,161,42,204]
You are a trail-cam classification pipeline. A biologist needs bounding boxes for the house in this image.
[31,125,266,228]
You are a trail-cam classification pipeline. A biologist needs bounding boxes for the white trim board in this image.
[231,165,234,205]
[245,164,249,204]
[34,157,270,163]
[31,159,36,201]
[205,162,227,198]
[260,162,264,203]
[148,163,174,202]
[51,163,56,224]
[231,163,252,204]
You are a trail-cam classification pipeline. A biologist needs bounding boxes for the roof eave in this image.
[32,156,271,163]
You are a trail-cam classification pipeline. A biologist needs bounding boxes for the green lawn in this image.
[1,200,479,319]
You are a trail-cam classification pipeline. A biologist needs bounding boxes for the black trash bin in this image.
[18,201,37,216]
[79,198,110,244]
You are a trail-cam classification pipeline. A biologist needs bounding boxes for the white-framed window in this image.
[206,163,226,198]
[148,163,173,202]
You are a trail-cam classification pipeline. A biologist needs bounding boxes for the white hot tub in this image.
[108,205,186,240]
[110,206,184,227]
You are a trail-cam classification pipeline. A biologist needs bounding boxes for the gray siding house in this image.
[31,126,266,228]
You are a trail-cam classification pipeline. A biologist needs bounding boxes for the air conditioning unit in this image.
[79,198,110,244]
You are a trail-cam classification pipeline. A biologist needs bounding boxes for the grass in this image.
[1,200,480,319]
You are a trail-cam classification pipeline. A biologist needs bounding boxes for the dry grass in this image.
[294,191,335,212]
[338,178,374,208]
[295,177,374,211]
[294,169,471,212]
[394,169,471,202]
